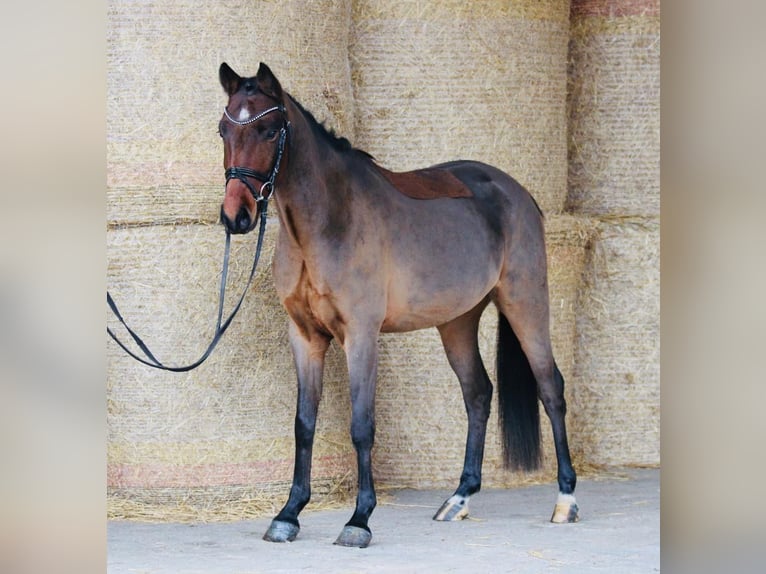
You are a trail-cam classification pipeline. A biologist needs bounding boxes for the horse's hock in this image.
[107,0,660,521]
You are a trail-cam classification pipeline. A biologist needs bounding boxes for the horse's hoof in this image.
[550,494,579,523]
[433,494,469,521]
[333,525,372,548]
[263,519,300,543]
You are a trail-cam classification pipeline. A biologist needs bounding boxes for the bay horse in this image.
[218,62,579,547]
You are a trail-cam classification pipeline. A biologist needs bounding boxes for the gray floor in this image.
[108,467,659,573]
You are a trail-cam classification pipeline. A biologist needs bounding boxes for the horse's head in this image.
[218,62,288,234]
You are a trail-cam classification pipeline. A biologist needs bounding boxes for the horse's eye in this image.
[266,129,278,140]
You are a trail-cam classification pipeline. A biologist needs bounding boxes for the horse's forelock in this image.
[243,79,257,96]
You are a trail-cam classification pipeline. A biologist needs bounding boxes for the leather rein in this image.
[107,105,289,372]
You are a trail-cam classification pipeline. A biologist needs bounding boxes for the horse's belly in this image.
[380,308,465,333]
[380,196,505,332]
[381,272,495,333]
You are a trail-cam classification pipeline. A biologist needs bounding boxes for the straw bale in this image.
[571,0,660,19]
[107,0,354,226]
[567,1,660,216]
[569,217,660,466]
[350,0,571,215]
[108,213,595,518]
[373,214,596,489]
[107,220,356,519]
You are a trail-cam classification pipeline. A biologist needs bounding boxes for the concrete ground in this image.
[108,467,659,573]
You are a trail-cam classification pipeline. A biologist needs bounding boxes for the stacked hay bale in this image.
[350,0,598,488]
[567,0,660,217]
[570,218,660,466]
[373,216,596,488]
[350,0,571,215]
[107,0,357,521]
[108,0,660,521]
[107,0,355,226]
[566,0,660,466]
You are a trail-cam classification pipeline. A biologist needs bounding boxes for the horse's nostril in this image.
[220,204,251,234]
[235,207,251,233]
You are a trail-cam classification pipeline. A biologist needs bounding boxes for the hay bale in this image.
[108,214,596,518]
[107,0,354,226]
[569,217,660,466]
[107,220,356,521]
[373,214,596,489]
[107,0,358,519]
[350,0,571,216]
[567,0,660,217]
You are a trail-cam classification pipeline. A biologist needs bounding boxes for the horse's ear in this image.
[255,62,283,102]
[219,62,241,96]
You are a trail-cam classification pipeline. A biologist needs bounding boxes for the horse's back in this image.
[435,160,543,219]
[439,160,547,248]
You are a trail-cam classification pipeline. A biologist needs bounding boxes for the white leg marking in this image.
[556,492,577,506]
[434,494,470,521]
[551,491,579,523]
[446,494,469,507]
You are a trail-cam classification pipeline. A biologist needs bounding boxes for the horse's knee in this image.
[461,377,493,418]
[294,413,317,447]
[350,417,375,451]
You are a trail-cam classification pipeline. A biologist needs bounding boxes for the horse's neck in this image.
[274,112,346,244]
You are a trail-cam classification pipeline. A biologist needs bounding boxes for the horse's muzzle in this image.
[220,204,254,234]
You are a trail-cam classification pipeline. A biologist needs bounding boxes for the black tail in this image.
[496,311,542,471]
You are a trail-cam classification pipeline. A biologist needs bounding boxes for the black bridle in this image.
[224,104,290,204]
[106,103,289,372]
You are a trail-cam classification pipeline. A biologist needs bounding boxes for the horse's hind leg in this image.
[433,301,493,521]
[263,322,331,543]
[496,292,579,523]
[545,363,579,523]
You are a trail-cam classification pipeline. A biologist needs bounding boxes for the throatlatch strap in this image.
[107,200,269,372]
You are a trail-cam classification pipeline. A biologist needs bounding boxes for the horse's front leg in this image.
[334,331,379,548]
[263,323,331,543]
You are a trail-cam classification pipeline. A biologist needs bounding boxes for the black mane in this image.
[287,94,374,160]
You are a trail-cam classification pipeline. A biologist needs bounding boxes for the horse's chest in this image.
[279,265,346,340]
